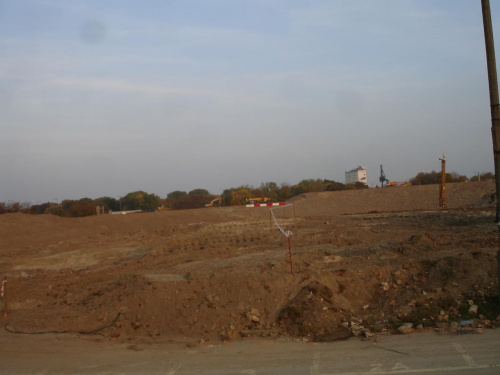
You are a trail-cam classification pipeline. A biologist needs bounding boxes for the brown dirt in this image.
[0,181,498,346]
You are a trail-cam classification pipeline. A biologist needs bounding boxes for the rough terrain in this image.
[0,181,498,347]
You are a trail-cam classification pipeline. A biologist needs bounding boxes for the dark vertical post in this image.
[1,277,7,318]
[482,0,500,219]
[481,0,500,303]
[439,155,447,208]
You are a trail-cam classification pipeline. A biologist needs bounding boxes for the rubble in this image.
[468,305,478,315]
[397,323,413,334]
[246,309,261,323]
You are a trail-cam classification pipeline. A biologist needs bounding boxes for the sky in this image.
[1,0,500,203]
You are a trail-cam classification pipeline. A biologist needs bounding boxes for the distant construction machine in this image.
[379,165,389,187]
[380,165,411,187]
[247,197,271,204]
[205,197,222,207]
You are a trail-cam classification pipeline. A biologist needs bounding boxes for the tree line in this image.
[0,171,494,217]
[409,171,493,185]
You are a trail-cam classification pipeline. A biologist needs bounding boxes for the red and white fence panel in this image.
[246,202,286,208]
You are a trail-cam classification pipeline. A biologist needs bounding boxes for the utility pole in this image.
[481,0,500,303]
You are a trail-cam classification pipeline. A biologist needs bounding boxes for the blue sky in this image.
[1,0,499,202]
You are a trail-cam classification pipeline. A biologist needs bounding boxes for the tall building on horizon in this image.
[345,166,367,185]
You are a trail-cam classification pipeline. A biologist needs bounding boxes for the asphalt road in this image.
[0,329,499,374]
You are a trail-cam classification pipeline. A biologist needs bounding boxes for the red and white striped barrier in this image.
[246,202,286,207]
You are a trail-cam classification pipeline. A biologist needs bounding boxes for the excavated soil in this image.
[0,182,498,346]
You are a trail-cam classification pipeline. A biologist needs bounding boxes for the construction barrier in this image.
[246,202,286,207]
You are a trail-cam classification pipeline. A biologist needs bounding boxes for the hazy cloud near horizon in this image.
[1,0,499,203]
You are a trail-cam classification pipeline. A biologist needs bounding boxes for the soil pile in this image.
[0,181,498,345]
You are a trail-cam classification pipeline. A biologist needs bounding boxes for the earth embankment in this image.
[0,181,497,345]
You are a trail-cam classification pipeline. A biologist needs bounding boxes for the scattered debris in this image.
[397,323,413,334]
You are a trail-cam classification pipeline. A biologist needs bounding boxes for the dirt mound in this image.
[288,181,496,216]
[426,252,498,296]
[0,181,498,345]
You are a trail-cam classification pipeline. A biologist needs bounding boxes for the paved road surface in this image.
[0,329,499,374]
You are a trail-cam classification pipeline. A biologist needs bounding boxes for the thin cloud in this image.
[289,1,439,30]
[50,77,203,96]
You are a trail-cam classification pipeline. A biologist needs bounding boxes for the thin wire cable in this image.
[270,205,293,238]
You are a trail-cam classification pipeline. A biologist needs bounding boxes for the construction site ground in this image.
[0,181,499,355]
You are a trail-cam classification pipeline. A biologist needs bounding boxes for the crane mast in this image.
[379,165,388,187]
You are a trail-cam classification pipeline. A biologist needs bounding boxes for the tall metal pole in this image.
[481,0,500,303]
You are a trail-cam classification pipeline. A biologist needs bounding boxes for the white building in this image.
[345,166,367,185]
